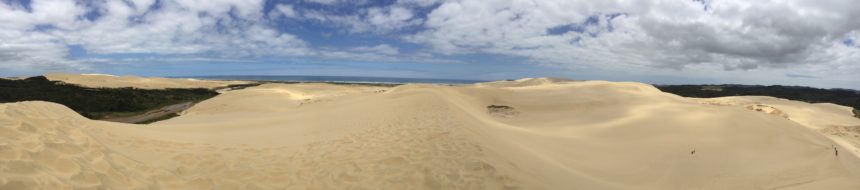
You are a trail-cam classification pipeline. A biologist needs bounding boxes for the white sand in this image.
[44,73,249,89]
[1,77,859,189]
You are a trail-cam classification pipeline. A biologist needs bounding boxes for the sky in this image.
[1,0,859,89]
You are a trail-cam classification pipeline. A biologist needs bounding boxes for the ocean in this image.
[175,75,487,84]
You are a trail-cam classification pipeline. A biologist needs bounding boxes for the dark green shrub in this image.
[0,76,219,119]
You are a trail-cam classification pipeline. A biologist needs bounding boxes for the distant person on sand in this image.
[834,146,838,157]
[691,149,696,155]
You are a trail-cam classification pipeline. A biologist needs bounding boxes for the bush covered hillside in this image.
[0,76,219,119]
[656,84,860,118]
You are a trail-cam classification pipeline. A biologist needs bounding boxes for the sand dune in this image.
[2,78,860,189]
[44,73,249,89]
[694,96,860,159]
[475,77,575,88]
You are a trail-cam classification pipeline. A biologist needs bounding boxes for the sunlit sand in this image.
[1,75,859,189]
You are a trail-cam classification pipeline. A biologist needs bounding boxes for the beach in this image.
[1,75,859,189]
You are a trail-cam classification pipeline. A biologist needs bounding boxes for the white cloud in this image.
[272,4,298,18]
[406,0,860,86]
[315,44,464,64]
[363,6,421,32]
[318,44,403,62]
[282,3,422,34]
[0,0,309,74]
[1,0,858,88]
[30,0,87,28]
[0,1,89,74]
[68,0,307,56]
[350,44,400,55]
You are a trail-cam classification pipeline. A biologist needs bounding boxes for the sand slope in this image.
[695,96,860,159]
[2,78,860,189]
[44,73,249,89]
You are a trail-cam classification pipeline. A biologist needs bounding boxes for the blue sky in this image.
[1,0,860,89]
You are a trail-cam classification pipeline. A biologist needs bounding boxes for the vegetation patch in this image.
[0,76,219,122]
[214,83,263,91]
[657,84,860,115]
[488,105,519,118]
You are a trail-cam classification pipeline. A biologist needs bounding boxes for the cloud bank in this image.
[1,0,858,88]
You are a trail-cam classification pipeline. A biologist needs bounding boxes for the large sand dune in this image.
[44,73,249,89]
[2,78,860,189]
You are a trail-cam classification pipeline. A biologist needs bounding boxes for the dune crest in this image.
[2,79,860,189]
[474,77,576,87]
[44,73,249,89]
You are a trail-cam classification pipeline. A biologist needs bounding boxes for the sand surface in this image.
[2,78,860,189]
[44,73,249,89]
[103,102,195,124]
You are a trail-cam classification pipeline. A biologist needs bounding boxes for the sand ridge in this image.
[2,77,860,189]
[44,73,249,89]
